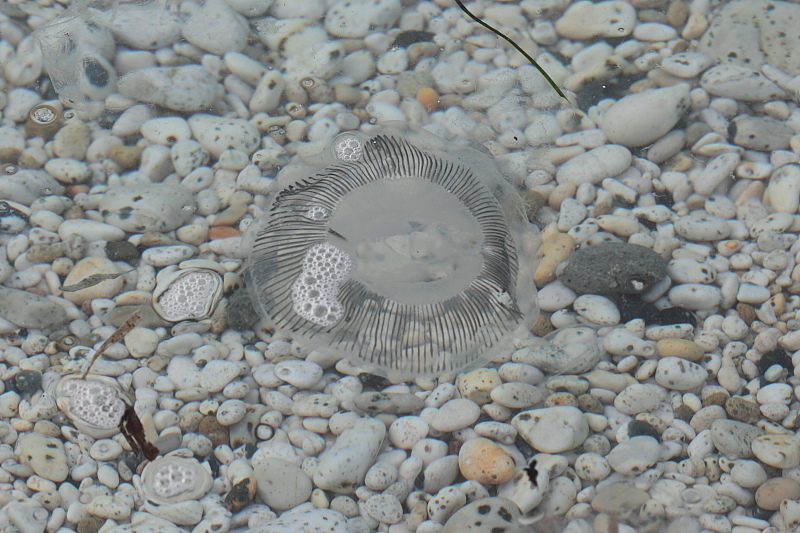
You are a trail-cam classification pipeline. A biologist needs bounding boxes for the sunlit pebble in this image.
[416,87,439,113]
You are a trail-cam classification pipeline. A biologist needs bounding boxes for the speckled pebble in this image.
[752,434,800,468]
[710,419,763,458]
[558,242,667,295]
[655,357,708,390]
[606,436,661,475]
[441,496,520,533]
[364,493,403,524]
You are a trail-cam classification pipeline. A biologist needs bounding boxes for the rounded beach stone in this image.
[441,496,520,533]
[458,437,516,485]
[252,457,312,510]
[558,242,667,295]
[431,399,481,432]
[324,0,402,38]
[656,339,704,361]
[606,436,661,475]
[182,0,248,55]
[188,114,261,157]
[512,405,589,453]
[118,66,217,112]
[710,419,762,458]
[614,383,665,415]
[674,211,731,241]
[16,432,69,482]
[655,357,707,390]
[457,368,502,405]
[556,144,632,186]
[752,435,800,469]
[61,257,124,304]
[756,478,800,511]
[554,1,636,39]
[364,493,403,524]
[601,84,690,147]
[700,63,785,102]
[490,382,547,409]
[572,294,620,326]
[100,183,195,232]
[313,418,385,493]
[247,509,350,533]
[668,284,721,311]
[0,286,67,328]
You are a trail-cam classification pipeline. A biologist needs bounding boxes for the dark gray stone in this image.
[558,242,667,295]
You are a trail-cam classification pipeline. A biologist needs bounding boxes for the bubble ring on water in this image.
[244,126,540,380]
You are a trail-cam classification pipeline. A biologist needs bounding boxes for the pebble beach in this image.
[1,0,800,532]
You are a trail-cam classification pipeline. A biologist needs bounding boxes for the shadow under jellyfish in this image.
[245,126,540,381]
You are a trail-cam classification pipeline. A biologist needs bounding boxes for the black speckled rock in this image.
[14,369,42,394]
[225,288,259,330]
[558,242,667,295]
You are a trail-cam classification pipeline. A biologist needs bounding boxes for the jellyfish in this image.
[245,126,540,380]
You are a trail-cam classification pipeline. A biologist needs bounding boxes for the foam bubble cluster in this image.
[156,270,220,321]
[291,242,352,327]
[60,379,125,429]
[151,461,197,498]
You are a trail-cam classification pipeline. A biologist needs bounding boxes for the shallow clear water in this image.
[1,0,799,532]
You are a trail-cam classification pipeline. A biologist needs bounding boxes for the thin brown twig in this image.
[81,310,142,379]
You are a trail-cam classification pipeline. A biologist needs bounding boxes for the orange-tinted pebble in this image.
[208,226,242,240]
[458,437,516,485]
[417,87,439,113]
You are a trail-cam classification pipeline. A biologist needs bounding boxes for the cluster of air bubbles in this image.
[303,205,329,221]
[60,378,125,429]
[332,133,363,161]
[291,242,352,327]
[152,462,197,498]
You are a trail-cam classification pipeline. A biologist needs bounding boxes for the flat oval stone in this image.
[248,509,350,533]
[606,436,661,475]
[313,418,386,493]
[752,434,800,468]
[512,405,589,453]
[431,399,481,432]
[100,183,195,232]
[558,242,667,295]
[252,457,312,510]
[710,419,763,458]
[0,286,67,328]
[700,63,785,101]
[442,496,520,533]
[601,84,690,147]
[655,357,707,390]
[556,144,632,185]
[674,211,731,241]
[17,433,69,482]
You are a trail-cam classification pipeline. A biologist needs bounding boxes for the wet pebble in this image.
[556,145,632,185]
[188,114,261,157]
[752,434,800,468]
[601,84,689,147]
[512,406,589,453]
[431,399,480,432]
[458,437,516,485]
[252,457,312,510]
[710,419,763,458]
[558,242,667,295]
[655,357,708,390]
[606,436,661,475]
[674,211,731,241]
[17,433,69,482]
[313,418,385,493]
[441,496,520,533]
[99,184,195,232]
[118,66,217,112]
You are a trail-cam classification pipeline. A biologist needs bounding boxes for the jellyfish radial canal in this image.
[248,132,538,379]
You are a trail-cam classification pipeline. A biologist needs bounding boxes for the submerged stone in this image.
[558,242,667,295]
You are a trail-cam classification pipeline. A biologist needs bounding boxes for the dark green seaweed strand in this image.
[452,0,568,100]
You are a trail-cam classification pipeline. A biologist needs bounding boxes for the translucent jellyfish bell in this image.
[246,126,540,380]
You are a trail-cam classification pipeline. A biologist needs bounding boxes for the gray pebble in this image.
[558,242,667,295]
[710,419,763,458]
